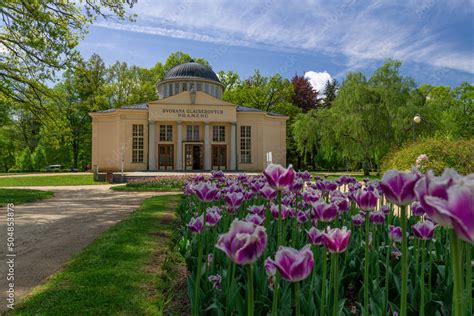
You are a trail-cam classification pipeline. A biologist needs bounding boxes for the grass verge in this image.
[0,175,106,186]
[111,185,182,192]
[0,189,54,206]
[12,194,189,315]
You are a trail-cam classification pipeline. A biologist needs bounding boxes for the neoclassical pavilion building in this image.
[90,61,288,172]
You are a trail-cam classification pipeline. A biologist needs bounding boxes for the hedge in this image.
[381,137,474,175]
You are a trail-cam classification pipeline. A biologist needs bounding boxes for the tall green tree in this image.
[314,60,425,174]
[323,79,338,107]
[0,0,136,107]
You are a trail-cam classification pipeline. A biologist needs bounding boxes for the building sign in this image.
[149,104,236,122]
[161,108,224,119]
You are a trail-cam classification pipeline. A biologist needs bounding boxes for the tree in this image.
[16,148,33,171]
[317,60,425,175]
[291,75,318,112]
[32,144,48,170]
[323,79,338,107]
[0,0,136,107]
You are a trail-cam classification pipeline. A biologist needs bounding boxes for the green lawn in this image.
[0,189,54,206]
[111,184,182,192]
[0,174,106,186]
[12,194,188,316]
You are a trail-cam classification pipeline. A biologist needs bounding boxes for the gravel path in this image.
[0,185,179,311]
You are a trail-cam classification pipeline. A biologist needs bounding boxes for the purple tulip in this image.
[208,253,213,265]
[333,197,350,213]
[389,225,403,242]
[323,227,351,253]
[216,219,267,265]
[425,180,474,244]
[263,164,296,191]
[264,257,277,276]
[414,169,460,227]
[380,169,420,206]
[411,202,425,217]
[193,181,219,202]
[312,201,338,222]
[206,207,222,226]
[290,177,305,192]
[297,210,309,223]
[266,245,314,282]
[281,194,294,206]
[354,189,378,211]
[208,274,222,290]
[369,211,385,225]
[243,190,254,201]
[260,184,277,201]
[187,215,204,233]
[412,221,436,240]
[224,191,244,211]
[299,170,312,181]
[248,205,265,217]
[352,213,365,226]
[307,226,324,246]
[245,213,265,226]
[381,204,391,215]
[303,189,320,203]
[270,204,291,220]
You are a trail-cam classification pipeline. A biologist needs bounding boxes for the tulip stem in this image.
[247,264,254,316]
[193,233,203,316]
[383,240,391,316]
[332,253,339,316]
[321,247,328,316]
[295,282,301,316]
[450,230,463,316]
[400,205,408,316]
[271,274,279,316]
[364,211,370,316]
[466,241,472,316]
[277,191,282,247]
[420,240,426,316]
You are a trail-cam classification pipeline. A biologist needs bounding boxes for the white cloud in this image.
[94,0,474,74]
[304,71,333,95]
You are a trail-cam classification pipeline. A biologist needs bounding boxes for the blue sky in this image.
[78,0,474,92]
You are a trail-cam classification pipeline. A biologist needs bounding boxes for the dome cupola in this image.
[157,60,224,99]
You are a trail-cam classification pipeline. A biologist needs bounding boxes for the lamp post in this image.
[413,114,421,142]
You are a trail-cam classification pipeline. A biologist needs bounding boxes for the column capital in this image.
[176,121,182,125]
[231,121,237,126]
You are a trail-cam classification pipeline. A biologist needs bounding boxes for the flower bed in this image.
[116,176,189,191]
[177,168,472,315]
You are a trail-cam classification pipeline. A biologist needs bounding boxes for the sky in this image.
[78,0,474,92]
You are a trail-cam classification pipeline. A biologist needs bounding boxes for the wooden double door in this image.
[158,144,174,170]
[212,145,227,170]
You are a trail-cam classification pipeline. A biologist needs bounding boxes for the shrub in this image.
[15,148,33,172]
[381,137,474,175]
[32,145,48,171]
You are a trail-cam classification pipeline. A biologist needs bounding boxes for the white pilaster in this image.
[204,123,211,170]
[176,121,183,170]
[148,121,156,171]
[230,122,237,170]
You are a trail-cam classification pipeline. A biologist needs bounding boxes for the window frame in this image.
[186,125,200,141]
[212,125,225,142]
[159,125,173,142]
[240,125,251,164]
[132,124,144,163]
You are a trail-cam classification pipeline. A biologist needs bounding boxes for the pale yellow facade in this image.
[90,63,288,172]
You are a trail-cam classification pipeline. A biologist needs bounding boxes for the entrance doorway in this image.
[185,144,203,170]
[212,145,227,170]
[158,144,174,170]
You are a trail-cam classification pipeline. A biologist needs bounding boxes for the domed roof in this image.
[163,60,220,83]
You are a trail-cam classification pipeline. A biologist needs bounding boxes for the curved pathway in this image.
[0,185,179,311]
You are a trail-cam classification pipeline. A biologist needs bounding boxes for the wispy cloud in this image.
[96,0,474,74]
